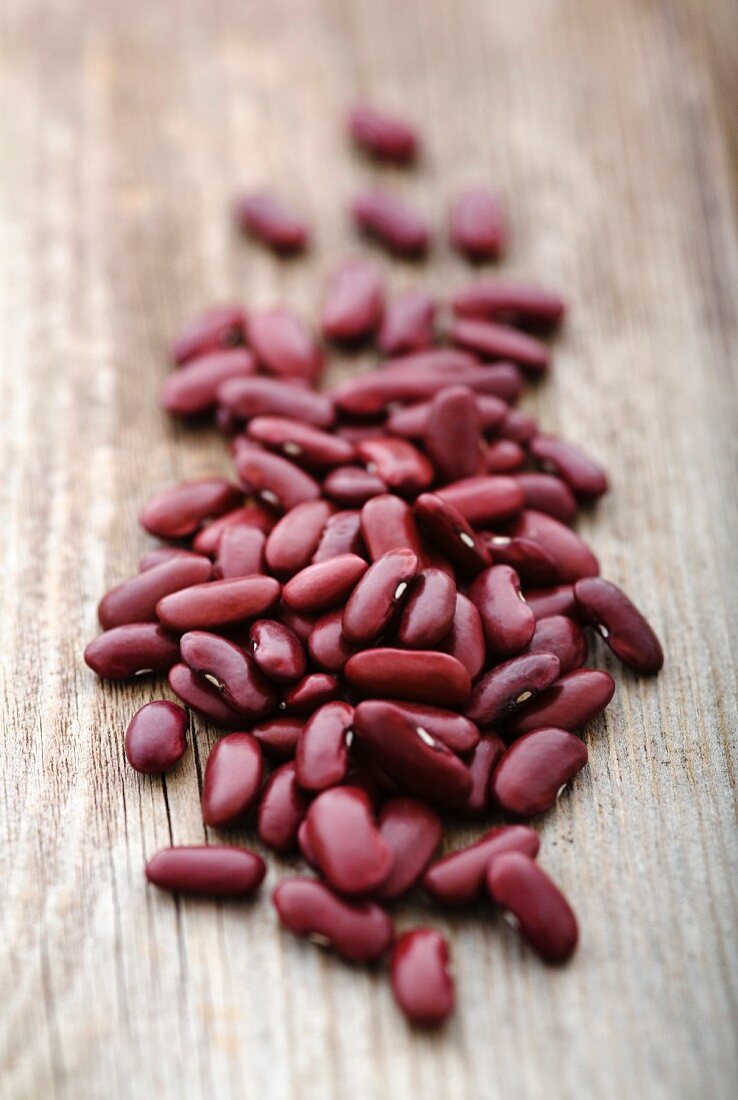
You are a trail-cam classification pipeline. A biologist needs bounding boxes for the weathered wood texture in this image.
[1,0,736,1097]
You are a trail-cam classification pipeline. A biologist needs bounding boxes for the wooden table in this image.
[2,1,736,1096]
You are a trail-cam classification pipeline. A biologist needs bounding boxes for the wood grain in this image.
[1,0,736,1097]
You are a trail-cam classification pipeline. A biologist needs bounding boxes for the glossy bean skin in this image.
[391,930,455,1028]
[397,568,457,648]
[247,417,356,470]
[265,499,335,578]
[438,594,487,681]
[346,650,471,709]
[422,824,540,906]
[574,578,664,674]
[214,525,266,578]
[248,619,306,683]
[333,361,523,416]
[504,668,616,738]
[308,609,362,672]
[140,478,242,540]
[233,191,309,253]
[423,385,483,483]
[486,534,560,585]
[437,476,524,526]
[373,701,478,754]
[161,348,256,416]
[351,190,430,258]
[84,623,180,680]
[321,259,384,342]
[357,438,434,496]
[413,493,490,577]
[218,376,334,428]
[348,104,418,164]
[486,852,578,964]
[296,701,354,791]
[146,846,266,897]
[509,510,599,582]
[305,786,394,896]
[171,304,246,365]
[193,502,277,556]
[530,435,608,499]
[452,280,565,329]
[378,291,435,355]
[360,495,427,562]
[353,700,472,807]
[180,631,276,718]
[524,615,588,675]
[470,565,536,657]
[462,734,506,816]
[312,510,364,564]
[281,672,340,716]
[492,727,588,817]
[282,554,368,613]
[202,733,264,827]
[157,575,280,631]
[376,799,442,900]
[449,188,505,261]
[342,548,418,643]
[323,465,387,506]
[484,439,526,473]
[124,701,188,774]
[257,762,309,851]
[168,664,244,727]
[272,877,394,962]
[466,653,561,727]
[139,547,207,572]
[513,473,578,524]
[252,716,304,760]
[232,442,321,511]
[98,555,213,629]
[389,393,507,439]
[274,604,316,644]
[450,317,550,374]
[525,584,579,622]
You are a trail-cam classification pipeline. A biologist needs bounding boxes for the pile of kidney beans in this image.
[84,104,664,1029]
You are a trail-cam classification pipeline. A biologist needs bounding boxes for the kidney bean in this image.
[193,502,277,556]
[249,619,306,683]
[504,668,616,737]
[252,716,304,760]
[214,525,266,578]
[146,846,265,897]
[202,733,264,827]
[161,348,256,416]
[233,442,321,511]
[524,615,588,674]
[574,577,664,673]
[486,535,560,585]
[247,417,355,470]
[497,409,539,444]
[168,663,244,726]
[281,672,340,716]
[321,259,384,342]
[413,493,490,576]
[333,361,523,415]
[377,702,479,755]
[378,291,435,356]
[273,877,393,962]
[282,553,368,613]
[463,734,506,816]
[312,510,364,564]
[335,421,389,445]
[84,623,180,680]
[423,385,483,483]
[383,347,478,372]
[437,476,524,526]
[257,761,309,851]
[348,104,418,164]
[389,393,507,439]
[157,575,280,631]
[512,473,577,524]
[470,564,536,657]
[275,603,316,644]
[509,510,599,582]
[216,404,241,435]
[171,304,246,365]
[308,609,362,672]
[264,500,334,578]
[391,929,454,1027]
[452,280,565,329]
[347,647,471,708]
[422,825,540,906]
[180,631,276,718]
[525,584,579,621]
[98,556,212,630]
[305,786,393,896]
[351,189,430,258]
[486,852,578,964]
[297,818,318,866]
[451,317,550,374]
[397,568,456,648]
[492,727,588,817]
[466,653,561,726]
[530,435,608,499]
[295,701,354,791]
[140,478,242,540]
[218,376,335,427]
[342,548,418,643]
[360,495,426,563]
[124,701,188,774]
[353,700,472,806]
[323,465,387,506]
[357,437,434,496]
[139,547,206,572]
[438,594,487,681]
[375,799,442,900]
[449,188,505,261]
[233,191,309,253]
[484,439,526,473]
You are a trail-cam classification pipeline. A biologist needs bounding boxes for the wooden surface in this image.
[1,0,737,1097]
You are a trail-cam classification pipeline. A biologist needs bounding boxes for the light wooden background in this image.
[1,1,736,1097]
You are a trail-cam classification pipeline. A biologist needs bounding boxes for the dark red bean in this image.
[193,502,277,556]
[273,877,394,962]
[530,435,608,499]
[382,347,478,372]
[247,417,355,470]
[323,465,387,506]
[296,701,354,791]
[281,672,340,716]
[449,188,505,261]
[333,361,523,415]
[497,409,539,444]
[215,404,241,435]
[423,385,483,483]
[167,664,244,726]
[157,575,280,631]
[297,819,318,866]
[382,702,480,754]
[397,568,456,648]
[378,291,435,356]
[218,376,334,427]
[146,846,265,897]
[233,191,309,253]
[391,929,454,1027]
[463,734,506,816]
[353,700,472,807]
[249,619,306,683]
[98,556,213,629]
[347,650,471,709]
[484,439,526,473]
[265,499,335,578]
[171,304,246,365]
[232,442,321,511]
[422,824,540,906]
[439,594,487,680]
[214,525,266,578]
[275,603,316,644]
[139,547,207,572]
[308,609,362,672]
[180,631,276,718]
[574,578,664,674]
[360,495,426,563]
[452,280,565,329]
[525,584,579,621]
[84,623,180,680]
[514,473,578,524]
[451,317,550,374]
[524,615,588,674]
[470,564,536,657]
[140,478,242,540]
[351,190,430,258]
[334,421,389,445]
[509,510,599,582]
[342,548,418,643]
[486,852,578,964]
[375,799,442,900]
[312,510,364,564]
[251,716,304,760]
[504,668,616,737]
[257,761,309,851]
[321,259,383,342]
[202,733,264,827]
[282,553,368,613]
[348,104,418,164]
[492,728,588,817]
[305,786,393,896]
[357,437,434,496]
[413,493,490,576]
[486,534,560,585]
[161,348,256,416]
[466,653,561,726]
[124,701,188,774]
[389,393,507,439]
[437,476,524,526]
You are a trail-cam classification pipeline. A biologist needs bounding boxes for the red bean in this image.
[422,824,540,905]
[463,734,506,816]
[308,608,362,672]
[180,631,276,718]
[193,502,276,556]
[382,702,480,754]
[171,304,246,365]
[353,700,472,807]
[323,465,387,506]
[525,584,579,621]
[251,716,304,760]
[449,188,505,261]
[513,473,578,524]
[348,104,419,164]
[249,306,323,381]
[312,510,365,564]
[577,577,664,673]
[397,568,456,648]
[273,877,394,962]
[351,189,430,258]
[214,525,266,578]
[492,727,588,817]
[504,668,615,737]
[167,664,244,727]
[484,439,526,473]
[257,761,309,851]
[305,786,393,896]
[281,672,340,716]
[413,493,490,576]
[437,476,524,526]
[389,393,507,439]
[530,435,608,499]
[84,623,180,680]
[156,575,280,631]
[452,280,565,329]
[321,259,383,342]
[275,604,317,643]
[486,535,560,585]
[378,291,435,355]
[360,495,426,562]
[161,348,256,416]
[497,409,539,444]
[333,361,523,415]
[98,555,213,629]
[357,437,434,496]
[342,548,418,643]
[233,191,309,253]
[146,846,266,897]
[334,422,389,445]
[140,478,242,540]
[391,929,454,1027]
[508,510,599,582]
[383,348,477,373]
[450,317,550,374]
[486,852,578,964]
[249,619,306,683]
[282,553,368,613]
[375,799,442,900]
[295,701,354,791]
[265,499,335,578]
[139,547,207,572]
[202,733,264,827]
[347,650,471,709]
[438,594,487,681]
[247,417,355,470]
[524,614,588,674]
[124,701,188,774]
[466,653,561,726]
[232,442,321,511]
[218,376,334,427]
[423,385,483,483]
[470,564,536,657]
